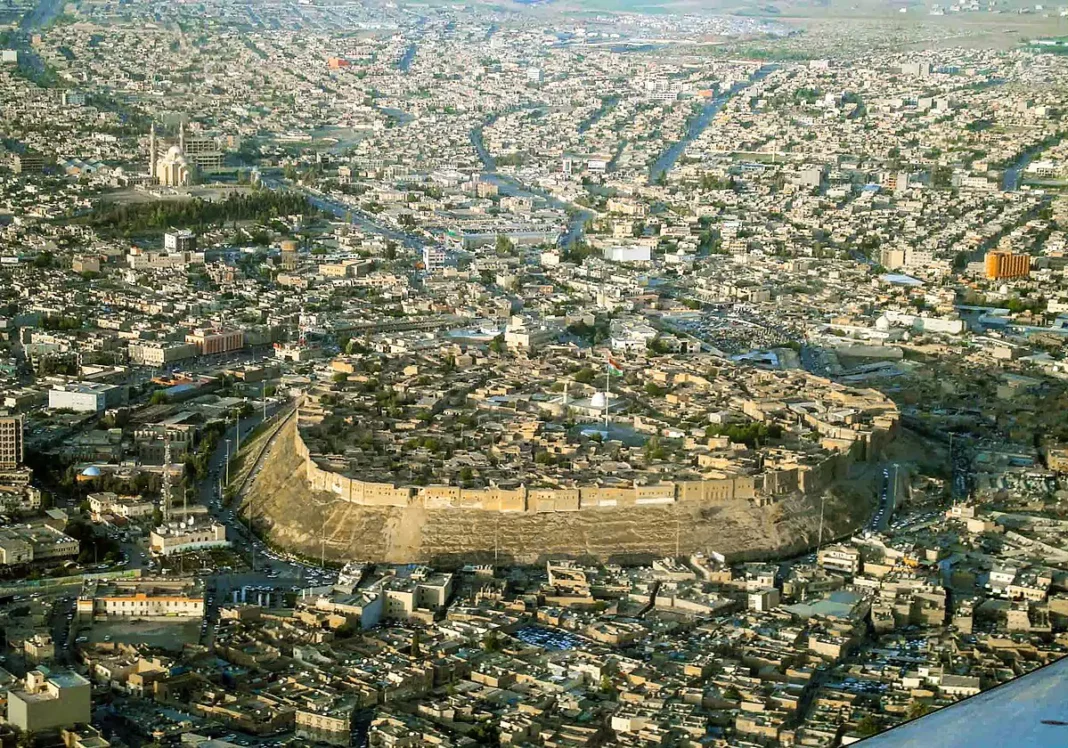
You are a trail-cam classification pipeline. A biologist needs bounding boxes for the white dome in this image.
[166,145,184,159]
[591,392,607,408]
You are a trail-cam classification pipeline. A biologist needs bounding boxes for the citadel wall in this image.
[291,410,887,513]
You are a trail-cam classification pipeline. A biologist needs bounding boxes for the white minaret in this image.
[161,430,172,525]
[179,121,186,152]
[148,123,156,180]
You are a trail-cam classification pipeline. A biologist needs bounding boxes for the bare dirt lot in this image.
[82,619,200,652]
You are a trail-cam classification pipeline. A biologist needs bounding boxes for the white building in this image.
[49,383,127,413]
[149,521,229,556]
[603,245,651,264]
[164,230,197,252]
[422,246,446,273]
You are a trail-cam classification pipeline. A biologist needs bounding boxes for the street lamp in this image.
[224,438,231,487]
[317,497,346,569]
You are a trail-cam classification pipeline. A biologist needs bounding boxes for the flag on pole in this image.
[607,355,624,376]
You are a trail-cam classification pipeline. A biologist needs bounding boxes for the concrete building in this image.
[818,545,862,575]
[127,246,205,270]
[128,341,198,367]
[603,245,652,264]
[86,590,204,619]
[382,569,453,622]
[985,249,1031,280]
[23,634,54,665]
[422,246,446,273]
[87,492,155,519]
[7,669,91,733]
[749,587,782,612]
[164,230,197,253]
[0,416,23,470]
[12,152,45,174]
[78,579,205,620]
[149,521,229,556]
[48,383,127,413]
[0,524,80,566]
[186,328,244,356]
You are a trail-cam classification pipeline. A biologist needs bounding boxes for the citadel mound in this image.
[246,348,899,566]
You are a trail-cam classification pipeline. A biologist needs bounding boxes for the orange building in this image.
[985,250,1031,280]
[327,57,351,69]
[185,328,244,356]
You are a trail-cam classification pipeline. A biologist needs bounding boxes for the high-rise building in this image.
[985,249,1031,280]
[280,239,300,270]
[0,416,23,470]
[180,132,226,172]
[148,123,157,180]
[12,152,44,174]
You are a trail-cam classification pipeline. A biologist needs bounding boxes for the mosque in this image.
[148,123,194,187]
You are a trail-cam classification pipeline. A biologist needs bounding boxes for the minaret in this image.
[179,121,186,152]
[161,430,172,525]
[148,123,156,180]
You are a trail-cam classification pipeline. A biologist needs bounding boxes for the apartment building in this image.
[0,416,23,469]
[164,230,197,253]
[817,545,862,575]
[984,249,1031,280]
[422,246,446,273]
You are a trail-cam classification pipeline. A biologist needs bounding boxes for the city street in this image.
[193,403,337,626]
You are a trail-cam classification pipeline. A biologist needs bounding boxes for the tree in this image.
[907,700,932,720]
[644,436,666,462]
[467,722,500,747]
[855,715,881,737]
[573,368,597,385]
[150,391,169,405]
[494,234,514,256]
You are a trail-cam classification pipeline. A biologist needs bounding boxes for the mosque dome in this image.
[162,145,189,164]
[591,392,607,408]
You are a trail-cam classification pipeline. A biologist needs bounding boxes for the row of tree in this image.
[85,191,315,234]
